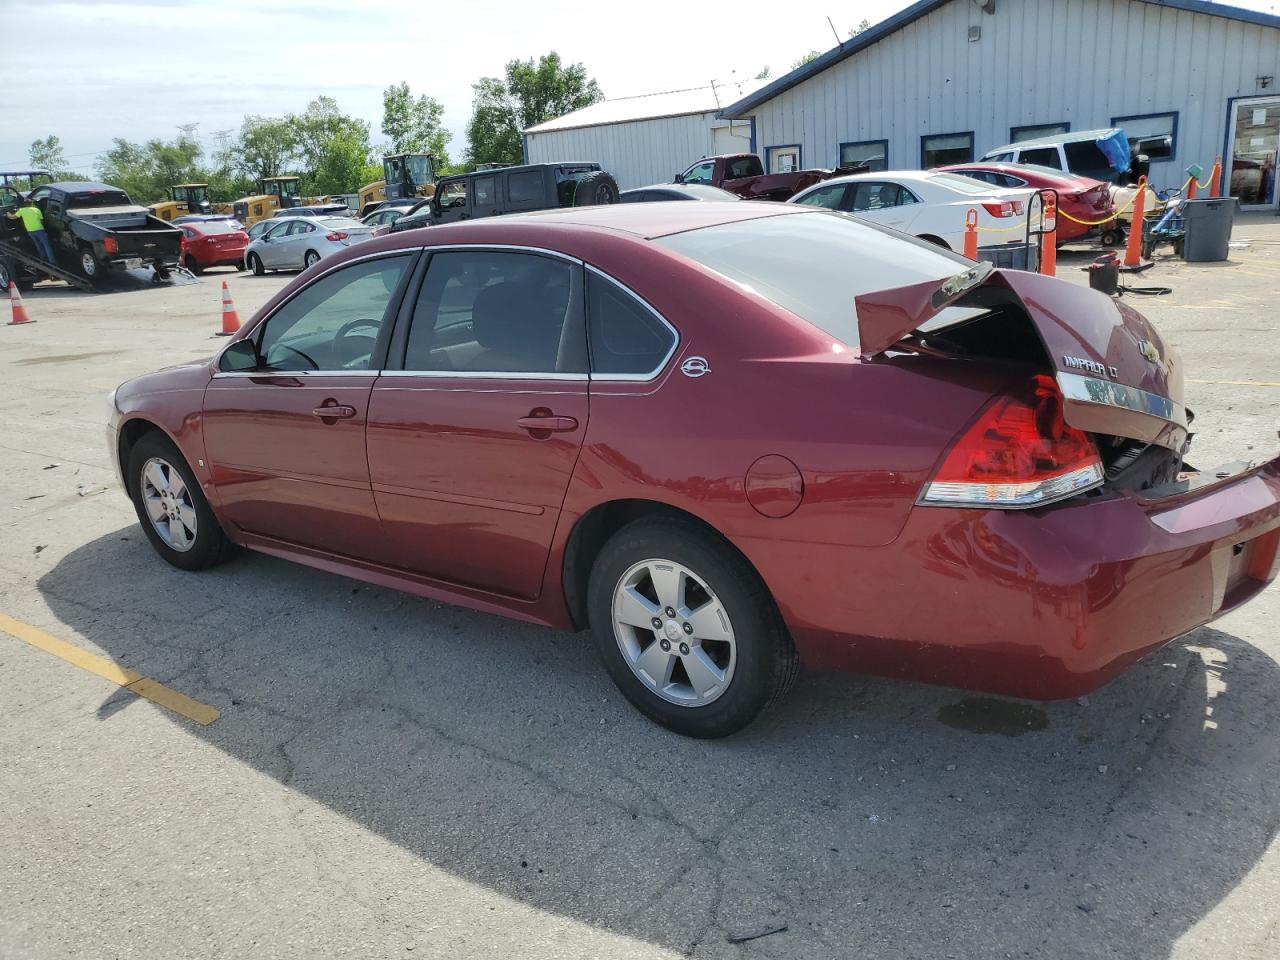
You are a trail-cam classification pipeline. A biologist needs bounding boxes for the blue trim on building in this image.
[721,0,1280,119]
[1111,110,1180,163]
[521,134,529,165]
[749,117,757,157]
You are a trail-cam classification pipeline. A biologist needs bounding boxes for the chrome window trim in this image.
[1056,372,1187,428]
[376,370,588,381]
[584,264,680,382]
[212,369,381,379]
[415,242,584,266]
[212,249,417,375]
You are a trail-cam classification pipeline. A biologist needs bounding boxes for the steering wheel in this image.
[333,317,382,368]
[272,343,319,370]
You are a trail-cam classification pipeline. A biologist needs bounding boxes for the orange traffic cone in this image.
[217,281,240,336]
[7,281,35,326]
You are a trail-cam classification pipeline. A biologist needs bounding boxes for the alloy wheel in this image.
[611,558,737,707]
[140,457,197,552]
[80,251,97,276]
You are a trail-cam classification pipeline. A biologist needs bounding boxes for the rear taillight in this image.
[325,231,348,241]
[981,200,1021,218]
[921,374,1103,508]
[103,237,119,254]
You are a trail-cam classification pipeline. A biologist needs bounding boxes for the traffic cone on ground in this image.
[217,281,240,336]
[1122,176,1149,269]
[7,282,35,326]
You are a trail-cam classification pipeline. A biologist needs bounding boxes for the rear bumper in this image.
[750,456,1280,699]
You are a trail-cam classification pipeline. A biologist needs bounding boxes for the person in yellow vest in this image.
[7,198,56,263]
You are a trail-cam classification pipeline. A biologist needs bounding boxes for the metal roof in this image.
[722,0,1280,118]
[525,79,766,135]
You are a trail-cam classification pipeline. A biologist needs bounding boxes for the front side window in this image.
[264,221,291,239]
[682,161,715,184]
[247,256,411,372]
[1019,146,1063,169]
[403,250,583,375]
[586,271,677,376]
[437,180,467,210]
[922,133,973,167]
[839,140,888,172]
[793,184,847,209]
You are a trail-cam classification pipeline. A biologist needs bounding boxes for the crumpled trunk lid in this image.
[855,266,1187,452]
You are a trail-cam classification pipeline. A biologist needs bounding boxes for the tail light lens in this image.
[921,374,1103,508]
[325,231,348,241]
[981,200,1022,218]
[103,237,119,254]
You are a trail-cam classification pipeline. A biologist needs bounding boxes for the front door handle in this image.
[517,414,579,434]
[312,401,357,422]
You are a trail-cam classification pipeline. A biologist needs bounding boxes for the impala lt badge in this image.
[681,356,711,378]
[1063,355,1118,379]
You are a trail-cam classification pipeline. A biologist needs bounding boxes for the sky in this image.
[1,0,1277,172]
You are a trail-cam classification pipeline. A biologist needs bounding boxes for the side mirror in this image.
[220,337,260,372]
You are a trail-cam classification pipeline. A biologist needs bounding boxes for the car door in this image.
[365,247,589,600]
[258,221,291,267]
[282,220,317,268]
[203,252,416,559]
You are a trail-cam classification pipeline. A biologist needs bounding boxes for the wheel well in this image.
[116,419,163,491]
[561,499,765,630]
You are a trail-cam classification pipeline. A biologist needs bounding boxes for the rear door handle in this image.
[312,402,357,421]
[517,415,579,433]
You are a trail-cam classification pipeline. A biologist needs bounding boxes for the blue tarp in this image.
[1096,128,1131,174]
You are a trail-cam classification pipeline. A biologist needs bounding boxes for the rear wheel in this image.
[184,254,202,275]
[248,253,265,276]
[571,170,620,207]
[78,245,100,280]
[127,432,235,571]
[587,517,799,738]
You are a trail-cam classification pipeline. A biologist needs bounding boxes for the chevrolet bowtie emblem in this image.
[1138,339,1160,364]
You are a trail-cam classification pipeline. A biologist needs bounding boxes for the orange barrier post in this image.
[1186,174,1197,200]
[1123,176,1148,269]
[217,281,241,336]
[1209,155,1222,197]
[1039,193,1057,277]
[7,281,35,326]
[963,208,978,261]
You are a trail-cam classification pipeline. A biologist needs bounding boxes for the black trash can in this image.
[1181,197,1236,262]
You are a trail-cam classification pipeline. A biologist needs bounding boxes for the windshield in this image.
[405,155,433,185]
[929,173,1001,194]
[654,211,972,349]
[68,190,133,208]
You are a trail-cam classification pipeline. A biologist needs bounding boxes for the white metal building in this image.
[523,81,761,190]
[707,0,1279,212]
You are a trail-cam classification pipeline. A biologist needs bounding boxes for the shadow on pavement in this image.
[38,529,1280,957]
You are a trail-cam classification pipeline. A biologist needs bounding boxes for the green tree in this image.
[465,52,603,168]
[235,115,296,179]
[289,96,370,174]
[96,134,204,202]
[381,82,452,168]
[311,132,375,195]
[28,135,68,176]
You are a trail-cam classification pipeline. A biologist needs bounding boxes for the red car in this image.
[939,163,1116,244]
[108,203,1280,737]
[177,219,249,274]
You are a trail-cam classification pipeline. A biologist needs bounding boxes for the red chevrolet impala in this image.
[107,203,1280,737]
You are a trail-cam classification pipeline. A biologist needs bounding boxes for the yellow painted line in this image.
[0,613,219,726]
[1186,379,1280,388]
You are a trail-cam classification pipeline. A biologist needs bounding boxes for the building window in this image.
[1111,112,1178,161]
[1011,122,1069,143]
[839,139,888,171]
[766,144,802,174]
[920,132,973,168]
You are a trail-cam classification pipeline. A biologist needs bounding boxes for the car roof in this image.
[623,183,740,199]
[942,162,1095,184]
[46,181,123,192]
[441,162,600,179]
[986,127,1119,153]
[809,170,946,187]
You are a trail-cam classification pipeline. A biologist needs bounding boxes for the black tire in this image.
[126,432,236,572]
[303,250,320,269]
[184,255,202,275]
[248,253,265,276]
[572,170,620,207]
[77,244,101,282]
[1100,227,1123,247]
[587,516,800,738]
[0,259,11,290]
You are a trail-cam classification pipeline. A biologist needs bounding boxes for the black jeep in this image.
[389,162,618,233]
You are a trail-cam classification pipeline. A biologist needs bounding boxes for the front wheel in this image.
[127,432,235,571]
[587,517,799,738]
[248,253,265,276]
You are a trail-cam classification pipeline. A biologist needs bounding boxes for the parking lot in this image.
[1,220,1279,959]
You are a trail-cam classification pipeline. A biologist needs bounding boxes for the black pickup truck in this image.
[26,181,184,282]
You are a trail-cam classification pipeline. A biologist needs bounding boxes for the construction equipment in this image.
[358,153,436,216]
[1,170,52,195]
[149,183,213,220]
[232,176,304,227]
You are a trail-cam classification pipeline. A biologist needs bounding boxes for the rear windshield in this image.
[196,220,240,235]
[319,217,362,229]
[928,173,999,194]
[68,190,132,208]
[654,211,971,347]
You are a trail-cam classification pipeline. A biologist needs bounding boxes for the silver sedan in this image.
[243,217,375,274]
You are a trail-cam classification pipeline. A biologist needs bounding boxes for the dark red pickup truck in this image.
[674,153,858,201]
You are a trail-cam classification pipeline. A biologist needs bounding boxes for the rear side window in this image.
[404,250,585,375]
[1019,147,1062,169]
[725,156,762,179]
[507,170,544,205]
[586,271,677,376]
